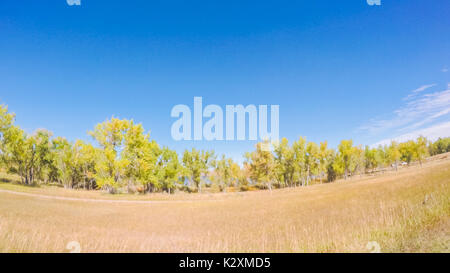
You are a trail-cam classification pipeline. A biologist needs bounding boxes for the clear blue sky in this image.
[1,0,449,162]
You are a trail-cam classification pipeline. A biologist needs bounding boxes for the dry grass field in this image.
[0,154,449,253]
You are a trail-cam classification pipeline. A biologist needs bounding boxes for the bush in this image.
[327,163,337,182]
[240,185,249,192]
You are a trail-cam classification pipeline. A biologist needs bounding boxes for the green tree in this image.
[273,138,295,187]
[429,137,450,155]
[413,136,428,166]
[0,105,14,136]
[399,140,414,165]
[182,148,215,193]
[352,145,365,177]
[364,146,378,173]
[326,150,339,182]
[318,141,332,183]
[230,161,246,189]
[89,117,134,193]
[292,137,307,186]
[305,141,320,186]
[337,140,354,179]
[121,121,161,193]
[387,141,401,171]
[375,145,388,172]
[157,147,182,194]
[211,155,234,192]
[74,140,97,190]
[2,127,52,185]
[52,137,76,188]
[245,141,275,190]
[0,105,15,170]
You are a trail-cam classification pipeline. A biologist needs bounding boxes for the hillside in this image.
[0,154,449,253]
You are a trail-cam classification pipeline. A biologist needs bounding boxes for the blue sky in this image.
[1,0,449,162]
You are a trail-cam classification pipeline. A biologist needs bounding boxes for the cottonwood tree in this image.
[0,105,14,137]
[351,145,365,178]
[326,150,339,182]
[375,145,388,172]
[245,141,275,190]
[51,137,73,188]
[182,148,215,193]
[211,155,234,192]
[2,126,32,184]
[2,126,52,185]
[331,152,345,180]
[364,146,378,173]
[122,121,161,193]
[305,141,320,186]
[291,137,307,186]
[399,140,415,165]
[337,140,354,179]
[2,102,448,195]
[0,105,15,169]
[157,147,182,194]
[387,141,401,171]
[273,138,295,187]
[230,161,246,188]
[73,140,97,190]
[414,136,428,166]
[429,137,450,155]
[89,118,132,193]
[318,141,332,183]
[50,138,98,189]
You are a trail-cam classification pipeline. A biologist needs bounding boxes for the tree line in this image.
[0,104,449,194]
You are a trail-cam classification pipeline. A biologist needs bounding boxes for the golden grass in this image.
[0,154,449,253]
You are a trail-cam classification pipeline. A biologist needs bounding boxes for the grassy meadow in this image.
[0,153,449,253]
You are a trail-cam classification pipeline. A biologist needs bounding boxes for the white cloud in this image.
[373,121,450,147]
[403,83,437,101]
[406,108,450,130]
[412,83,437,93]
[442,68,448,73]
[359,84,450,142]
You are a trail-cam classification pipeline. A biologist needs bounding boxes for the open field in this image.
[0,154,449,253]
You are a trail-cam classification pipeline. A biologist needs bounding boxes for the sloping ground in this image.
[399,216,449,252]
[0,156,449,253]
